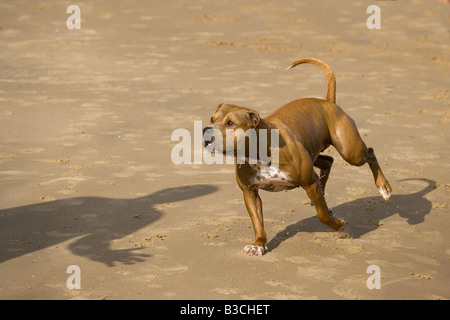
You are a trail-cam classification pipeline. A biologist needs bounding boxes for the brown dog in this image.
[203,58,392,256]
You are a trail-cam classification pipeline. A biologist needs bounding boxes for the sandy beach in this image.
[0,0,449,300]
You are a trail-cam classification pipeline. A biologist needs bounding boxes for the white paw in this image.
[378,187,392,201]
[242,245,268,256]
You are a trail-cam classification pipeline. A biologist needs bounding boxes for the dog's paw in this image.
[333,217,345,232]
[378,186,392,201]
[242,244,268,256]
[376,178,392,201]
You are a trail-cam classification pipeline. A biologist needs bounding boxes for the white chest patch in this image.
[250,164,297,192]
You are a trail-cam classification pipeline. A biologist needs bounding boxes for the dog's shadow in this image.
[267,179,435,251]
[0,184,217,266]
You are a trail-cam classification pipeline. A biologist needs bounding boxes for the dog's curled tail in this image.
[288,58,336,104]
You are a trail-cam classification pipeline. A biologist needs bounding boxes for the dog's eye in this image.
[210,117,214,123]
[226,120,234,126]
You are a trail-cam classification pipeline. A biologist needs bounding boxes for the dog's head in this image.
[203,103,260,155]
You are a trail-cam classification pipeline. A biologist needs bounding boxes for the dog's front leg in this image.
[242,188,268,256]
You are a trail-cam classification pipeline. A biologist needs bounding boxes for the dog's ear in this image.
[216,103,224,112]
[248,112,260,128]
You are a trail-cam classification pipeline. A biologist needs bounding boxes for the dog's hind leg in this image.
[330,112,392,200]
[304,172,345,231]
[313,154,334,195]
[366,147,392,200]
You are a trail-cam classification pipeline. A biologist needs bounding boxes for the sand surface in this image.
[0,0,449,300]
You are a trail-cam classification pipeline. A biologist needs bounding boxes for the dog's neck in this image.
[235,119,279,166]
[255,118,273,131]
